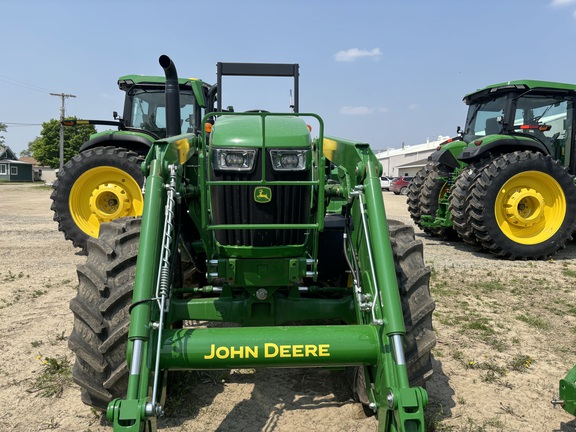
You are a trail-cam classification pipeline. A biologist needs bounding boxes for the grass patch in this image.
[472,279,506,293]
[3,270,26,282]
[31,289,47,299]
[29,355,72,398]
[516,313,550,331]
[509,354,534,372]
[461,317,495,336]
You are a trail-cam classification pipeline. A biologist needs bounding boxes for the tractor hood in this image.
[210,115,311,149]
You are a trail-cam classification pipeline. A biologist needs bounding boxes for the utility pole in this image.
[50,92,76,170]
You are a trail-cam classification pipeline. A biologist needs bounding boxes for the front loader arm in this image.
[324,136,428,432]
[107,135,194,431]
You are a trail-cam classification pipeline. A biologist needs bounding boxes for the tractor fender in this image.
[458,136,549,163]
[428,147,460,170]
[79,131,154,156]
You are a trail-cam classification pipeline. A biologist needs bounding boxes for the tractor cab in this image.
[118,75,209,138]
[411,79,576,259]
[459,81,576,170]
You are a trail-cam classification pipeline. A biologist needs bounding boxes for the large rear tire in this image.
[468,151,576,259]
[68,217,141,410]
[419,164,456,238]
[51,146,144,252]
[448,161,488,247]
[406,165,428,229]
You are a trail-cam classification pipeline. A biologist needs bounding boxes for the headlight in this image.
[270,150,309,171]
[213,148,256,171]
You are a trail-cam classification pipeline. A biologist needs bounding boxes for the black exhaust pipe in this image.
[159,55,181,137]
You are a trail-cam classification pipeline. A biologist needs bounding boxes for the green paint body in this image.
[107,109,427,432]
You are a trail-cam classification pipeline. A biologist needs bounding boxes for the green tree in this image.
[0,122,6,146]
[19,139,36,157]
[32,117,96,168]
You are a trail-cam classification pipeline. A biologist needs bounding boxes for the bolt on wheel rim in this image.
[69,166,143,238]
[495,170,566,245]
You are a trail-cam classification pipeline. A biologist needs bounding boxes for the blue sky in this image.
[2,0,576,156]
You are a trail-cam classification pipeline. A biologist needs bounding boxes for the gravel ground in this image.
[0,183,575,431]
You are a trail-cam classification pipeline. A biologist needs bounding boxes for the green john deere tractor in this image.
[67,55,436,431]
[50,74,209,251]
[408,80,576,259]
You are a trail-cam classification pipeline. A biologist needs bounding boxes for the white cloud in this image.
[340,106,388,115]
[334,48,382,62]
[551,0,576,6]
[408,103,419,111]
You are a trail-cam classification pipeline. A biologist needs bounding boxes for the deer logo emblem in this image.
[254,186,272,203]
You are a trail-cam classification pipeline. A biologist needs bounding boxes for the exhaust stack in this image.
[159,55,181,137]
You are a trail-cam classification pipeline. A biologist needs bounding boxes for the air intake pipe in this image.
[159,55,181,137]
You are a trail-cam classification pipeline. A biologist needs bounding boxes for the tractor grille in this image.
[210,150,311,247]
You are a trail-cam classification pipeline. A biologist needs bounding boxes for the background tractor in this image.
[50,74,209,251]
[67,55,436,431]
[408,80,576,259]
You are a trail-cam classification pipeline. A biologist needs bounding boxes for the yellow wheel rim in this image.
[495,170,566,245]
[69,166,143,238]
[439,181,450,201]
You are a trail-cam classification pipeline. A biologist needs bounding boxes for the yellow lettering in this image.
[245,346,258,358]
[216,346,229,359]
[265,343,279,358]
[292,345,304,357]
[280,345,291,357]
[305,345,318,356]
[230,346,243,359]
[204,343,216,360]
[206,342,330,360]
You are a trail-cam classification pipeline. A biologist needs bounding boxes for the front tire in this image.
[389,221,436,386]
[468,151,576,259]
[354,221,436,409]
[51,146,144,252]
[68,218,141,410]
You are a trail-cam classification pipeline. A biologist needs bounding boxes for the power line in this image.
[1,122,42,127]
[0,74,54,94]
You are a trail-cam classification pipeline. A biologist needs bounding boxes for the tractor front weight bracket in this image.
[555,364,576,416]
[384,386,428,432]
[107,397,149,432]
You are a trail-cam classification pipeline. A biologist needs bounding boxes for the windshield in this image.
[462,96,507,142]
[128,88,196,137]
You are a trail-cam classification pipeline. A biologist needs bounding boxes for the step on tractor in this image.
[50,74,210,251]
[408,80,576,259]
[67,55,436,432]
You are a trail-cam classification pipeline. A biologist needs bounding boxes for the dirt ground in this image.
[1,182,575,431]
